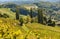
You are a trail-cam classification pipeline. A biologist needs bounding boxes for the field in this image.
[0,18,60,39]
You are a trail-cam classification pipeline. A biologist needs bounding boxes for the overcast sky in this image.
[0,0,59,2]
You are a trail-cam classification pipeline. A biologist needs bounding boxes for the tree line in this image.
[16,6,55,27]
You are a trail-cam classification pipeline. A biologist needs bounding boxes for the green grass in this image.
[0,18,60,39]
[0,8,28,19]
[0,8,16,19]
[25,23,60,39]
[0,8,60,39]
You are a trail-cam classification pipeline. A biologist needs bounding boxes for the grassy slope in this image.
[0,8,27,19]
[0,8,16,19]
[0,18,60,39]
[0,8,60,39]
[25,23,60,39]
[0,18,34,39]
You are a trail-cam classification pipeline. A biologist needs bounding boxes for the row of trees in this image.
[15,6,55,27]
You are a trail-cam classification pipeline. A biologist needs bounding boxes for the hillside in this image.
[0,18,60,39]
[0,8,16,19]
[0,1,60,39]
[1,2,60,21]
[34,2,60,21]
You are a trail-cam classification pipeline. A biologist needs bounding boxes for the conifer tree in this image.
[47,15,55,26]
[29,8,33,23]
[16,6,19,20]
[19,17,24,26]
[30,8,33,18]
[37,9,43,24]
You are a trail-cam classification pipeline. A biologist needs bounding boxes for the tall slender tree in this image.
[30,8,33,18]
[29,8,33,23]
[37,8,43,24]
[16,6,19,20]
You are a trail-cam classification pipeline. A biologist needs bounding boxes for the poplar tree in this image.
[29,8,33,23]
[37,9,43,24]
[16,6,19,20]
[30,8,33,18]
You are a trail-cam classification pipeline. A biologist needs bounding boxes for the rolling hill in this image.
[0,8,16,19]
[0,18,60,39]
[0,1,60,39]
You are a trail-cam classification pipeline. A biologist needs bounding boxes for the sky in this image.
[0,0,59,2]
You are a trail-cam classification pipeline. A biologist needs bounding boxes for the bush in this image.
[0,13,3,17]
[0,13,9,18]
[47,19,55,27]
[3,14,9,18]
[19,17,24,26]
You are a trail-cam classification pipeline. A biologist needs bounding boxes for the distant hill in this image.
[1,3,38,16]
[0,1,60,20]
[34,1,60,20]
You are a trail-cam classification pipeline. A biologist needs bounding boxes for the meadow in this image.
[0,18,59,39]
